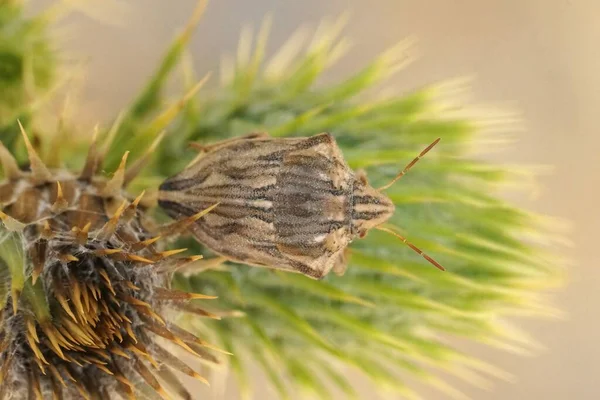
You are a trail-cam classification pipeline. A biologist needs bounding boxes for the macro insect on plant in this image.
[159,132,444,279]
[0,0,564,399]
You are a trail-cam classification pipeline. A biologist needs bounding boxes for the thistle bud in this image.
[0,124,216,399]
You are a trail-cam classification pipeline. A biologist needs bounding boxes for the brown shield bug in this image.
[158,132,443,279]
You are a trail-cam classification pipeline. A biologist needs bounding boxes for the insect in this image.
[158,132,443,279]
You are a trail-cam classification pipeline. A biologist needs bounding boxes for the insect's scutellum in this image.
[159,132,445,278]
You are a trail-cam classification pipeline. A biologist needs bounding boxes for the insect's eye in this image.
[359,230,367,239]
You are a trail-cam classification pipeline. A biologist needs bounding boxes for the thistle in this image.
[161,17,565,400]
[0,119,222,399]
[0,1,565,400]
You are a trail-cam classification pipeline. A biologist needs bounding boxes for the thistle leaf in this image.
[162,20,565,399]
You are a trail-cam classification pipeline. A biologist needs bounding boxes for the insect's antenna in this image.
[376,226,445,271]
[378,138,441,192]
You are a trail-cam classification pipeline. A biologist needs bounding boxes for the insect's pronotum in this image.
[159,132,443,279]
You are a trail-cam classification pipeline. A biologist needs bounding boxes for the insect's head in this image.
[349,138,446,272]
[350,138,441,239]
[350,174,395,238]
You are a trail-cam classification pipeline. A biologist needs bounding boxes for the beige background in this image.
[29,0,597,398]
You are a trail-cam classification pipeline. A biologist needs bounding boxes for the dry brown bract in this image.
[0,123,219,400]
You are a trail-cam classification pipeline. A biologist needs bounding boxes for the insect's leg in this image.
[332,249,350,276]
[355,169,369,185]
[189,132,270,153]
[180,256,229,275]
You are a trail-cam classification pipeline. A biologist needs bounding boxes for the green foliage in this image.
[164,19,563,399]
[102,0,208,171]
[0,0,55,150]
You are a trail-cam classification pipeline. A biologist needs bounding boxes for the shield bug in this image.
[158,132,443,279]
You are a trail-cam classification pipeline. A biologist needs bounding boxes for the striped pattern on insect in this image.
[158,132,443,279]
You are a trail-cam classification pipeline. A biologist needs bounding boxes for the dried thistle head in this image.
[0,122,219,399]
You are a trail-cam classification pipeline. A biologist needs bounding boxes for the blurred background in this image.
[28,0,596,398]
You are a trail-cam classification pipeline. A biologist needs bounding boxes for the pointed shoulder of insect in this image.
[188,132,271,153]
[307,132,338,149]
[275,241,347,280]
[289,132,348,167]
